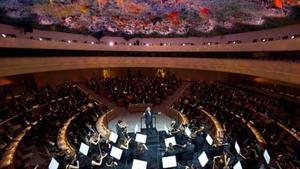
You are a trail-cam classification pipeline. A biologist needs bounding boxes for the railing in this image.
[167,108,189,125]
[96,109,116,139]
[57,115,77,156]
[199,109,224,144]
[0,125,32,169]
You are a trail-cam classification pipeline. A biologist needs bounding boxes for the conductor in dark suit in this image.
[143,107,153,133]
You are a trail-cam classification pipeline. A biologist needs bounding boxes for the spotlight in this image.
[39,37,43,41]
[109,42,114,46]
[145,43,149,46]
[91,41,95,45]
[233,41,236,44]
[207,42,211,45]
[163,43,167,46]
[291,35,295,39]
[129,43,132,46]
[182,43,186,46]
[67,40,72,43]
[1,34,6,38]
[262,38,266,42]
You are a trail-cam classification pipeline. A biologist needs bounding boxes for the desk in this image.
[0,125,31,169]
[200,109,224,144]
[57,115,76,156]
[167,108,189,125]
[246,122,266,148]
[96,110,117,139]
[277,123,300,142]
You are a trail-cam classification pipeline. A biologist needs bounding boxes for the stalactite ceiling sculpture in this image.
[0,0,299,36]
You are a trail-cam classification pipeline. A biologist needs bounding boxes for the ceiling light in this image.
[109,42,114,46]
[1,34,6,38]
[291,35,295,39]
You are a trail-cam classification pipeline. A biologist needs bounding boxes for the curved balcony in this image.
[0,57,299,85]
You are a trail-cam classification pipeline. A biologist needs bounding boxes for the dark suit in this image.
[144,110,153,130]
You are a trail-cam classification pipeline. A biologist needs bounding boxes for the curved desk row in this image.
[57,115,77,156]
[252,109,300,143]
[96,110,117,139]
[0,125,32,169]
[167,108,189,125]
[229,111,266,148]
[199,109,224,144]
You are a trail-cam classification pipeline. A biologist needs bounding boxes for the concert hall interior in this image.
[0,1,300,169]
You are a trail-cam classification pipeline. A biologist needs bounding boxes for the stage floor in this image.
[108,112,173,133]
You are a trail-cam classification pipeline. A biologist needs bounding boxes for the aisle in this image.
[78,82,191,132]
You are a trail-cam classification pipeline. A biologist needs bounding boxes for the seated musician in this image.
[66,160,79,169]
[165,142,177,156]
[139,142,148,153]
[104,157,118,169]
[91,152,108,168]
[169,121,180,135]
[115,120,131,149]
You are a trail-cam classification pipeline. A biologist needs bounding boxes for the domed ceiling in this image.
[0,0,299,36]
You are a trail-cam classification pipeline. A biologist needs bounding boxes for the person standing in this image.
[143,107,153,133]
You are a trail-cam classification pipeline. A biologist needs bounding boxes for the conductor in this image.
[143,107,153,133]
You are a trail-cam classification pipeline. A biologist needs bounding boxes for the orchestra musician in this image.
[115,120,131,149]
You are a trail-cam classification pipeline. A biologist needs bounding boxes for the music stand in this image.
[110,146,123,160]
[164,125,169,135]
[235,141,241,154]
[233,161,243,169]
[198,151,209,167]
[48,158,59,169]
[109,132,118,143]
[132,159,147,169]
[263,149,271,164]
[164,137,176,148]
[79,142,89,156]
[206,134,213,145]
[162,156,177,168]
[134,124,139,134]
[135,133,147,144]
[185,127,191,138]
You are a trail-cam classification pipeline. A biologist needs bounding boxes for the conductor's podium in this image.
[128,103,153,113]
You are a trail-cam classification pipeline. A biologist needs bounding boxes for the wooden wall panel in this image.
[0,57,299,85]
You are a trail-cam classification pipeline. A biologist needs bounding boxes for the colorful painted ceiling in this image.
[0,0,299,36]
